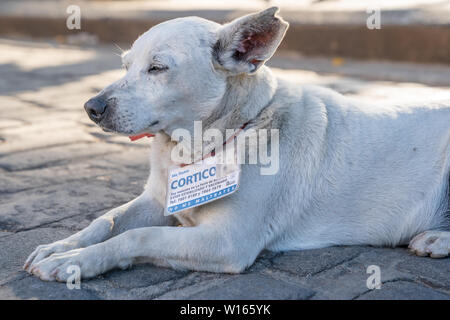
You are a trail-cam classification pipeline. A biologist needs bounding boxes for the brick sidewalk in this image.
[0,39,449,299]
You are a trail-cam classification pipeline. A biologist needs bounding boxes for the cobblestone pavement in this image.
[0,39,449,300]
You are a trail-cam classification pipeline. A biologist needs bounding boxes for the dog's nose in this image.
[84,98,108,123]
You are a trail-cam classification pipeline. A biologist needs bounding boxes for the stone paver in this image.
[356,281,450,300]
[0,180,134,232]
[0,38,449,300]
[176,274,315,300]
[0,227,74,284]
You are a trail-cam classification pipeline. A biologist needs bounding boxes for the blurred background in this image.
[1,0,449,61]
[0,0,449,99]
[1,0,449,62]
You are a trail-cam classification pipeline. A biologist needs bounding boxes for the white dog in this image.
[24,7,449,282]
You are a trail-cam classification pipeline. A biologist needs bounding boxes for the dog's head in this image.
[84,7,288,136]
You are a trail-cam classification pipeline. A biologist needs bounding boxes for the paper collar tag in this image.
[165,155,240,215]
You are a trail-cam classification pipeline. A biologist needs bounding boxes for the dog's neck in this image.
[195,66,278,161]
[204,66,278,132]
[161,66,279,164]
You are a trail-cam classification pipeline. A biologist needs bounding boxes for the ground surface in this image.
[0,39,449,300]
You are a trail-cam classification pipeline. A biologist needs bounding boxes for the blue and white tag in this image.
[165,156,240,215]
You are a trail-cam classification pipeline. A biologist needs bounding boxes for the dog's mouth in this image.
[129,133,155,141]
[128,120,160,141]
[100,126,154,141]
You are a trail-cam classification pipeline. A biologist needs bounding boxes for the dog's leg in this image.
[409,230,450,258]
[29,224,261,281]
[24,192,173,271]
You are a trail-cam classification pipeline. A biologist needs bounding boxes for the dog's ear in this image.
[213,7,289,75]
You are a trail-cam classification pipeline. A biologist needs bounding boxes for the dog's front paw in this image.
[29,247,104,282]
[24,240,79,272]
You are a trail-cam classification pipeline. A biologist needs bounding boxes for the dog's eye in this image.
[148,64,168,74]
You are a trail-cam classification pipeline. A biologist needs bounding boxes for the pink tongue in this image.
[129,133,155,141]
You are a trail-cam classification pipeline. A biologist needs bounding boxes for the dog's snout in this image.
[84,98,108,123]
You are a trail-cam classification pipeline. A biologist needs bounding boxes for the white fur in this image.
[24,8,450,282]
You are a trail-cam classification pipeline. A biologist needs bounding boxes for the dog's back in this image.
[266,82,450,250]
